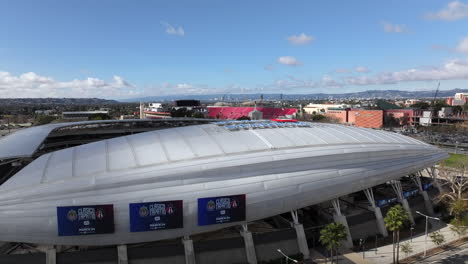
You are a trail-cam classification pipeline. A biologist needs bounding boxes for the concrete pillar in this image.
[401,199,415,225]
[182,236,196,264]
[46,247,56,264]
[363,188,388,237]
[117,245,128,264]
[421,191,435,216]
[294,223,310,259]
[291,211,310,260]
[331,199,353,248]
[240,224,257,264]
[374,207,388,237]
[390,180,415,225]
[413,172,436,216]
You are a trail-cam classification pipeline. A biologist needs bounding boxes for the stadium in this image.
[0,119,448,263]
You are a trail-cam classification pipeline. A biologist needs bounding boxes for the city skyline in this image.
[1,0,468,98]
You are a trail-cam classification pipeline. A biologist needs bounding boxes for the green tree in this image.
[410,102,430,109]
[450,215,468,238]
[400,242,413,257]
[35,115,56,125]
[319,222,348,264]
[384,205,410,264]
[429,231,445,246]
[88,113,111,120]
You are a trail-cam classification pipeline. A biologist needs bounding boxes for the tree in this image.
[453,105,463,116]
[435,160,468,220]
[429,231,445,247]
[35,115,56,125]
[400,242,413,257]
[410,102,430,109]
[384,205,410,264]
[450,216,468,238]
[88,113,111,120]
[319,222,348,264]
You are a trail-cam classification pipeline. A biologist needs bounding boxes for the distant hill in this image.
[0,98,119,105]
[121,88,468,102]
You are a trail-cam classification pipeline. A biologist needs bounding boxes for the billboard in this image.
[198,194,246,226]
[129,200,183,232]
[57,204,114,236]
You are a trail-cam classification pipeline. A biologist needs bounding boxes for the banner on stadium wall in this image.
[57,204,114,236]
[403,189,419,198]
[129,200,183,232]
[423,183,433,191]
[198,194,246,226]
[376,197,398,207]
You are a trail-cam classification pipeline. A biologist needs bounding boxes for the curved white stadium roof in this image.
[0,122,448,245]
[0,118,212,160]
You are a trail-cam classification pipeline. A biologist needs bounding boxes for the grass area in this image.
[442,154,468,168]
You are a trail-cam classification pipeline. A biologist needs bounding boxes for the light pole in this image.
[415,211,440,257]
[410,225,414,242]
[276,249,298,263]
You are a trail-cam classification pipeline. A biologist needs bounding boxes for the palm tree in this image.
[384,205,409,264]
[319,222,348,263]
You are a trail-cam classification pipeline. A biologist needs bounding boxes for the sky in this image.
[1,0,468,99]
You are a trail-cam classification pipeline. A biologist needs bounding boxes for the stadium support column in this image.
[331,199,353,248]
[412,173,435,216]
[46,246,56,264]
[117,245,128,264]
[426,166,443,194]
[363,188,388,237]
[390,180,415,225]
[291,210,310,260]
[139,102,144,119]
[240,224,258,264]
[182,235,196,264]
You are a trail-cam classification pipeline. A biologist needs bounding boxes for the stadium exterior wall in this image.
[0,122,447,246]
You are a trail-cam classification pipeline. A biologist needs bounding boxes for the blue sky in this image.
[1,0,468,98]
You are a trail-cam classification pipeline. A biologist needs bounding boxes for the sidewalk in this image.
[361,222,459,264]
[308,222,462,264]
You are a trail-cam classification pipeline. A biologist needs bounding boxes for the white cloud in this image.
[287,33,314,45]
[176,83,193,89]
[272,59,468,90]
[334,68,350,74]
[278,56,302,66]
[426,1,468,21]
[0,71,138,98]
[456,37,468,54]
[355,66,370,73]
[382,22,407,33]
[161,21,185,36]
[345,59,468,85]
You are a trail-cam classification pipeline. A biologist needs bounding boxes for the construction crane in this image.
[431,81,440,107]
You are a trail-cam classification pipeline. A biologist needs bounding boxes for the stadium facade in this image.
[0,120,447,247]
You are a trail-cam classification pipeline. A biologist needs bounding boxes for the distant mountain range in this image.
[1,88,466,104]
[121,88,468,102]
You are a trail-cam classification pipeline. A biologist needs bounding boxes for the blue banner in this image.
[403,189,419,198]
[129,200,183,232]
[423,183,433,191]
[57,204,114,236]
[198,194,246,226]
[376,197,398,207]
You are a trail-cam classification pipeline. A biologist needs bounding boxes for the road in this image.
[438,146,468,155]
[423,242,468,264]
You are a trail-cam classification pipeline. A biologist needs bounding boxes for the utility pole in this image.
[415,211,440,257]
